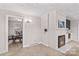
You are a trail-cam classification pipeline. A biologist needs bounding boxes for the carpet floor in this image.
[1,41,79,56]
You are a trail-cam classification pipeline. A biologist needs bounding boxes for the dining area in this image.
[8,16,23,50]
[8,31,22,43]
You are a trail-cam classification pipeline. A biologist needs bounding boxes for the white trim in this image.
[23,45,30,48]
[23,42,42,48]
[77,22,79,41]
[0,49,8,54]
[40,42,49,47]
[5,15,9,52]
[6,15,24,52]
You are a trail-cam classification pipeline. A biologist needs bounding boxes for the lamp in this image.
[25,19,32,23]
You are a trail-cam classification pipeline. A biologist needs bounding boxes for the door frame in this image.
[6,15,24,51]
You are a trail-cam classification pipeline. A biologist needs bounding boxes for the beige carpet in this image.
[0,43,64,56]
[14,44,64,56]
[1,41,79,56]
[65,47,79,56]
[65,41,79,56]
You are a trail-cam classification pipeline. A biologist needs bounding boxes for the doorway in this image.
[7,15,23,51]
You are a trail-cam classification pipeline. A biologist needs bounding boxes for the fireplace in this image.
[68,33,71,39]
[58,35,65,48]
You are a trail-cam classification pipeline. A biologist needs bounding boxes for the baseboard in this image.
[23,42,42,48]
[73,40,79,42]
[23,42,49,48]
[23,44,31,48]
[0,49,8,54]
[40,42,49,47]
[73,39,79,42]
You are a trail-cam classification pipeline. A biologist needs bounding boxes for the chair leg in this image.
[13,39,16,43]
[19,39,22,43]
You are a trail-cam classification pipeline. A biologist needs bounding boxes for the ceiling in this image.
[0,3,79,20]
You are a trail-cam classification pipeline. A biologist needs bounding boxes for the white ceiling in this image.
[0,3,79,20]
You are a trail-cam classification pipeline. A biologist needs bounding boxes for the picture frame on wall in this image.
[58,20,65,28]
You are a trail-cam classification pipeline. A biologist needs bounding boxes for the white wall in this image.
[0,13,8,53]
[41,11,57,48]
[78,22,79,41]
[70,20,79,42]
[0,9,41,54]
[23,17,41,47]
[41,10,72,49]
[41,13,49,46]
[71,20,78,41]
[48,11,57,48]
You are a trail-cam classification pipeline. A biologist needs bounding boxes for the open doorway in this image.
[8,16,23,51]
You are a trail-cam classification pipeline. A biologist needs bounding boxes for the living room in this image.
[0,3,79,56]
